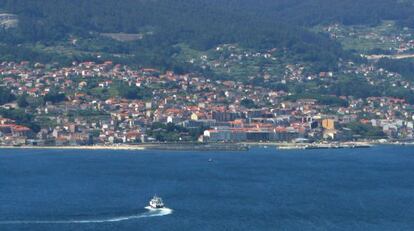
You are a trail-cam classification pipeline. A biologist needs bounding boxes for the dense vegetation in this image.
[0,108,41,132]
[240,99,258,109]
[223,0,414,27]
[378,58,414,81]
[147,122,206,142]
[0,0,412,72]
[113,82,152,100]
[0,87,15,105]
[0,0,360,71]
[3,0,413,40]
[346,122,386,139]
[44,89,66,103]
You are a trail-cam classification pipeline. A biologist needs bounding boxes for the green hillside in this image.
[0,0,413,75]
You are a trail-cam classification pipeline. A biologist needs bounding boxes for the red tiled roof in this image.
[12,125,31,132]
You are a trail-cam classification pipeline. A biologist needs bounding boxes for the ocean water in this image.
[0,146,413,231]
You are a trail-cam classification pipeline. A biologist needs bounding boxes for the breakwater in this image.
[277,142,372,150]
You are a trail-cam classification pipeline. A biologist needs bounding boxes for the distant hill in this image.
[210,0,414,27]
[0,0,413,72]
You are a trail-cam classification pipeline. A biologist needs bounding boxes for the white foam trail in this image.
[0,207,173,224]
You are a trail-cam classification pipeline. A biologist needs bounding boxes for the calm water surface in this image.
[0,146,413,231]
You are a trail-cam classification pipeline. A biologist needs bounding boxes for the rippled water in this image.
[0,146,413,231]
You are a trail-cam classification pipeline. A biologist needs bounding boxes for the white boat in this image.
[149,195,165,209]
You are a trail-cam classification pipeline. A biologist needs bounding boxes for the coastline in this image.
[0,145,147,151]
[0,141,413,152]
[0,143,249,151]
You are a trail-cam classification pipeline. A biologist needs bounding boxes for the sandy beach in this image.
[0,145,147,151]
[0,143,249,151]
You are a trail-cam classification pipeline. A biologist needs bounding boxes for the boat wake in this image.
[0,207,173,224]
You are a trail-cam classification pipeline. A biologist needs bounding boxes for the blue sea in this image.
[0,146,413,231]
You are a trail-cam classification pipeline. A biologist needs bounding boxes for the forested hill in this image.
[0,0,413,71]
[208,0,414,27]
[3,0,413,40]
[0,0,342,48]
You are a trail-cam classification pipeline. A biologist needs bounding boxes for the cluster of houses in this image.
[1,60,414,146]
[0,13,18,29]
[322,22,414,54]
[0,118,32,145]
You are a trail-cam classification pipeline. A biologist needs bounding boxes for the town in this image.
[0,58,413,147]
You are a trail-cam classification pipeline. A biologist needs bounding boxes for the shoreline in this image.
[0,143,249,151]
[0,145,147,151]
[0,141,412,151]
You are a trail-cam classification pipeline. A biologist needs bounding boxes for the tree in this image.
[241,98,257,109]
[17,94,29,108]
[0,108,41,133]
[44,89,66,103]
[113,82,152,100]
[347,122,386,139]
[0,87,15,105]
